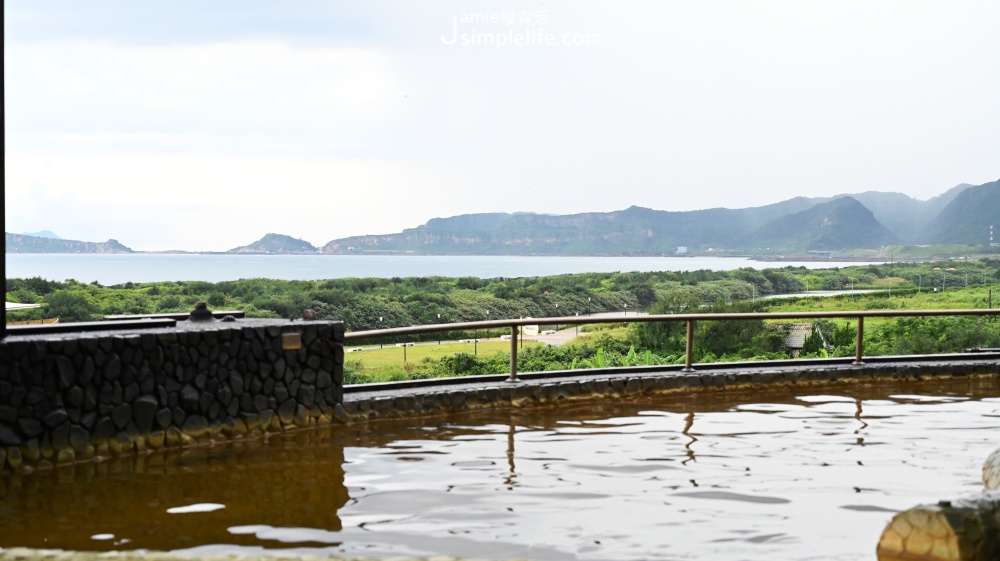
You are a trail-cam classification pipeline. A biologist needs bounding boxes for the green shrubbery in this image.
[7,260,1000,382]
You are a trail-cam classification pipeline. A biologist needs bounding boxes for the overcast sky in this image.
[5,1,999,251]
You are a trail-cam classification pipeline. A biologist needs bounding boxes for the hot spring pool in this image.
[2,378,998,561]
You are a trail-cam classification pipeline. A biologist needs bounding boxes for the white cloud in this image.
[5,39,403,139]
[4,1,1000,251]
[5,151,464,251]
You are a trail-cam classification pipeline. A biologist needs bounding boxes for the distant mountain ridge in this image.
[919,180,1000,244]
[736,197,900,251]
[320,179,998,254]
[23,230,63,240]
[8,178,998,255]
[5,233,133,254]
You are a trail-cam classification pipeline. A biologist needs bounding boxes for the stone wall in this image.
[342,359,1000,422]
[0,319,345,473]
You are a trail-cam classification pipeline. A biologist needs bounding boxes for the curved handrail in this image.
[343,308,1000,381]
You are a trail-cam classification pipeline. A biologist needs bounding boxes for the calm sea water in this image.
[4,254,883,284]
[1,379,997,561]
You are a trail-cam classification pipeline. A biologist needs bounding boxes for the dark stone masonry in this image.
[0,320,346,473]
[2,316,998,474]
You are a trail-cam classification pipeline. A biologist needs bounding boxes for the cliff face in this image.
[5,233,134,254]
[318,179,998,255]
[11,178,998,255]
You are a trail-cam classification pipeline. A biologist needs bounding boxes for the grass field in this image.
[343,285,999,383]
[346,339,535,367]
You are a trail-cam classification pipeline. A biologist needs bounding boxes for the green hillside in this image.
[227,233,318,254]
[5,233,134,254]
[919,180,999,245]
[738,197,900,251]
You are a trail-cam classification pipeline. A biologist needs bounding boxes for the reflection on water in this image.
[2,379,999,561]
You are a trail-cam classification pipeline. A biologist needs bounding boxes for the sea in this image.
[4,254,885,285]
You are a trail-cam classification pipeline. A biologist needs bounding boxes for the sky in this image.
[4,1,1000,252]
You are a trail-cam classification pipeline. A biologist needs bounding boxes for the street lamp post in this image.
[554,303,559,331]
[587,297,591,316]
[916,274,922,293]
[486,309,490,340]
[624,304,628,317]
[437,313,441,345]
[575,312,579,336]
[379,316,383,349]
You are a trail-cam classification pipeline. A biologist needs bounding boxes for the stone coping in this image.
[2,319,325,342]
[342,358,1000,422]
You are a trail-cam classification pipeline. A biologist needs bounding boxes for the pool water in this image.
[2,378,999,561]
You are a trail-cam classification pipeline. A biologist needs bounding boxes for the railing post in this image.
[682,319,696,372]
[853,316,865,365]
[507,325,519,382]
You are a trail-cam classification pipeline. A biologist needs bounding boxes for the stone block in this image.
[877,493,1000,561]
[51,422,70,451]
[419,394,440,412]
[182,415,209,437]
[542,384,562,402]
[593,379,610,394]
[395,395,417,412]
[146,431,166,449]
[69,425,90,452]
[198,392,214,413]
[56,356,76,389]
[65,386,84,408]
[332,403,350,424]
[5,447,21,470]
[16,418,42,439]
[294,404,310,426]
[0,426,21,446]
[165,427,184,447]
[277,399,297,425]
[317,370,333,389]
[621,376,643,393]
[111,403,133,429]
[56,448,75,464]
[985,447,1000,490]
[22,439,40,462]
[373,397,394,416]
[133,395,158,433]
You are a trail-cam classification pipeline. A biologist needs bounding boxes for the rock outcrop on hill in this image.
[5,233,134,254]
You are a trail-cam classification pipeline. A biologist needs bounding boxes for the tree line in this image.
[7,260,1000,381]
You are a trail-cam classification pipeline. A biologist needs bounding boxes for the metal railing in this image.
[343,309,1000,382]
